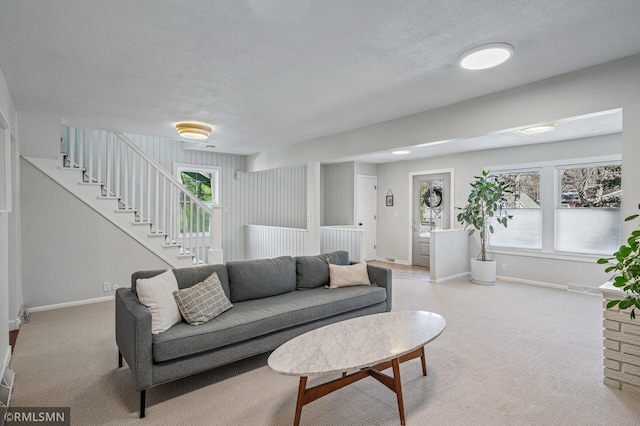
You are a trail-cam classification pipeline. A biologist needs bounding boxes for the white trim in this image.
[8,318,19,332]
[430,271,470,284]
[29,295,115,313]
[407,168,455,266]
[173,162,221,206]
[487,154,622,173]
[374,256,410,265]
[497,275,567,290]
[490,248,603,263]
[2,346,10,369]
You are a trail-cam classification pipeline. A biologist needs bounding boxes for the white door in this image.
[356,176,377,261]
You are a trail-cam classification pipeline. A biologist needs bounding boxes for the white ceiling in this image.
[0,1,638,160]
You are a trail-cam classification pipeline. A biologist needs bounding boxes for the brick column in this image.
[599,281,640,394]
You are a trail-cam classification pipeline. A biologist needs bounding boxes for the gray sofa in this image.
[115,251,392,417]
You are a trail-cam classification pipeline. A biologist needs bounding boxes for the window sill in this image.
[490,248,604,264]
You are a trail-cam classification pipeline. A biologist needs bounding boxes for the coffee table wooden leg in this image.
[294,377,308,426]
[392,358,406,426]
[420,346,427,376]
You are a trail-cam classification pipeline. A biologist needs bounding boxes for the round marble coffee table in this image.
[268,310,446,425]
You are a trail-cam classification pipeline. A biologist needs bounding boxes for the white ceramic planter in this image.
[470,258,496,285]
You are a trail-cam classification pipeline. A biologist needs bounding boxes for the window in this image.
[174,164,220,234]
[490,170,542,249]
[490,159,621,257]
[555,163,621,254]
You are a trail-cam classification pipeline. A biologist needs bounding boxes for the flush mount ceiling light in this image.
[459,43,513,70]
[392,150,410,155]
[520,123,557,134]
[175,122,213,140]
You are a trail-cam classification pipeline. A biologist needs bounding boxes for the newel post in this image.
[208,206,224,264]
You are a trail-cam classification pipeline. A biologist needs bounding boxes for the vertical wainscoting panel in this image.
[126,134,246,262]
[320,226,364,262]
[241,165,307,258]
[245,225,307,260]
[355,162,377,177]
[243,165,307,229]
[321,162,355,226]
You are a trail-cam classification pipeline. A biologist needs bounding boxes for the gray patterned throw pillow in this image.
[173,272,233,325]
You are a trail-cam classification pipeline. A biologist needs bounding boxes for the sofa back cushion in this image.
[227,256,297,302]
[132,264,231,299]
[295,250,350,289]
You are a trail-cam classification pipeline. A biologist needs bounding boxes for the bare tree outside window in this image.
[560,165,621,208]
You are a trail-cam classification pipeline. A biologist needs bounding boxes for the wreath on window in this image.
[422,188,442,208]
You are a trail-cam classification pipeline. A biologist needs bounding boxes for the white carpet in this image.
[9,277,640,425]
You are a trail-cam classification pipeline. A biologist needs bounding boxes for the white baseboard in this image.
[29,295,114,313]
[8,318,20,331]
[430,271,470,284]
[374,257,410,265]
[497,275,567,291]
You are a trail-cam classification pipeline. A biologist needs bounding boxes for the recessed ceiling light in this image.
[520,123,557,134]
[459,43,513,70]
[175,122,213,140]
[392,150,410,155]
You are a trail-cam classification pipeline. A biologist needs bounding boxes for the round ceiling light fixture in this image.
[520,123,557,135]
[459,43,514,70]
[175,122,213,140]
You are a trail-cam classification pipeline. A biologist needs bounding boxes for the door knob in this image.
[358,223,363,226]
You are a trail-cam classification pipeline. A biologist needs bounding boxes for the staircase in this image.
[24,127,223,268]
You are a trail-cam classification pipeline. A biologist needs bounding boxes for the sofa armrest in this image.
[115,287,154,391]
[366,264,392,311]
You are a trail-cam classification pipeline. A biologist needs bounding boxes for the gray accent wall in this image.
[356,162,377,177]
[321,162,377,226]
[321,162,355,226]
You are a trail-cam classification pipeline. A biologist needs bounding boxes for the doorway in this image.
[411,173,451,267]
[356,175,377,261]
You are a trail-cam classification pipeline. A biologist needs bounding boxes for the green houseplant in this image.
[598,205,640,319]
[457,170,513,284]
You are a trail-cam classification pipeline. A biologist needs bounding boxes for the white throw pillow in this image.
[328,262,371,288]
[136,269,182,334]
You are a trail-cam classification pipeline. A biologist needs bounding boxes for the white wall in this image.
[248,54,640,288]
[0,63,18,364]
[378,134,620,287]
[20,159,171,307]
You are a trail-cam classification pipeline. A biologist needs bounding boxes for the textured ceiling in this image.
[0,0,639,158]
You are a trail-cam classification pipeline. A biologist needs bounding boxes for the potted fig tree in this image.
[598,205,640,319]
[457,169,513,285]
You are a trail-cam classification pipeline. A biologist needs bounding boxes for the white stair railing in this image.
[61,126,223,265]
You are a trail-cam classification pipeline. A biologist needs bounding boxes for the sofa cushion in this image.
[227,256,296,302]
[152,285,387,363]
[328,262,372,288]
[132,264,231,299]
[295,250,350,289]
[136,269,182,334]
[173,272,233,325]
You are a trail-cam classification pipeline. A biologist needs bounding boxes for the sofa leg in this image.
[140,390,146,418]
[118,351,123,368]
